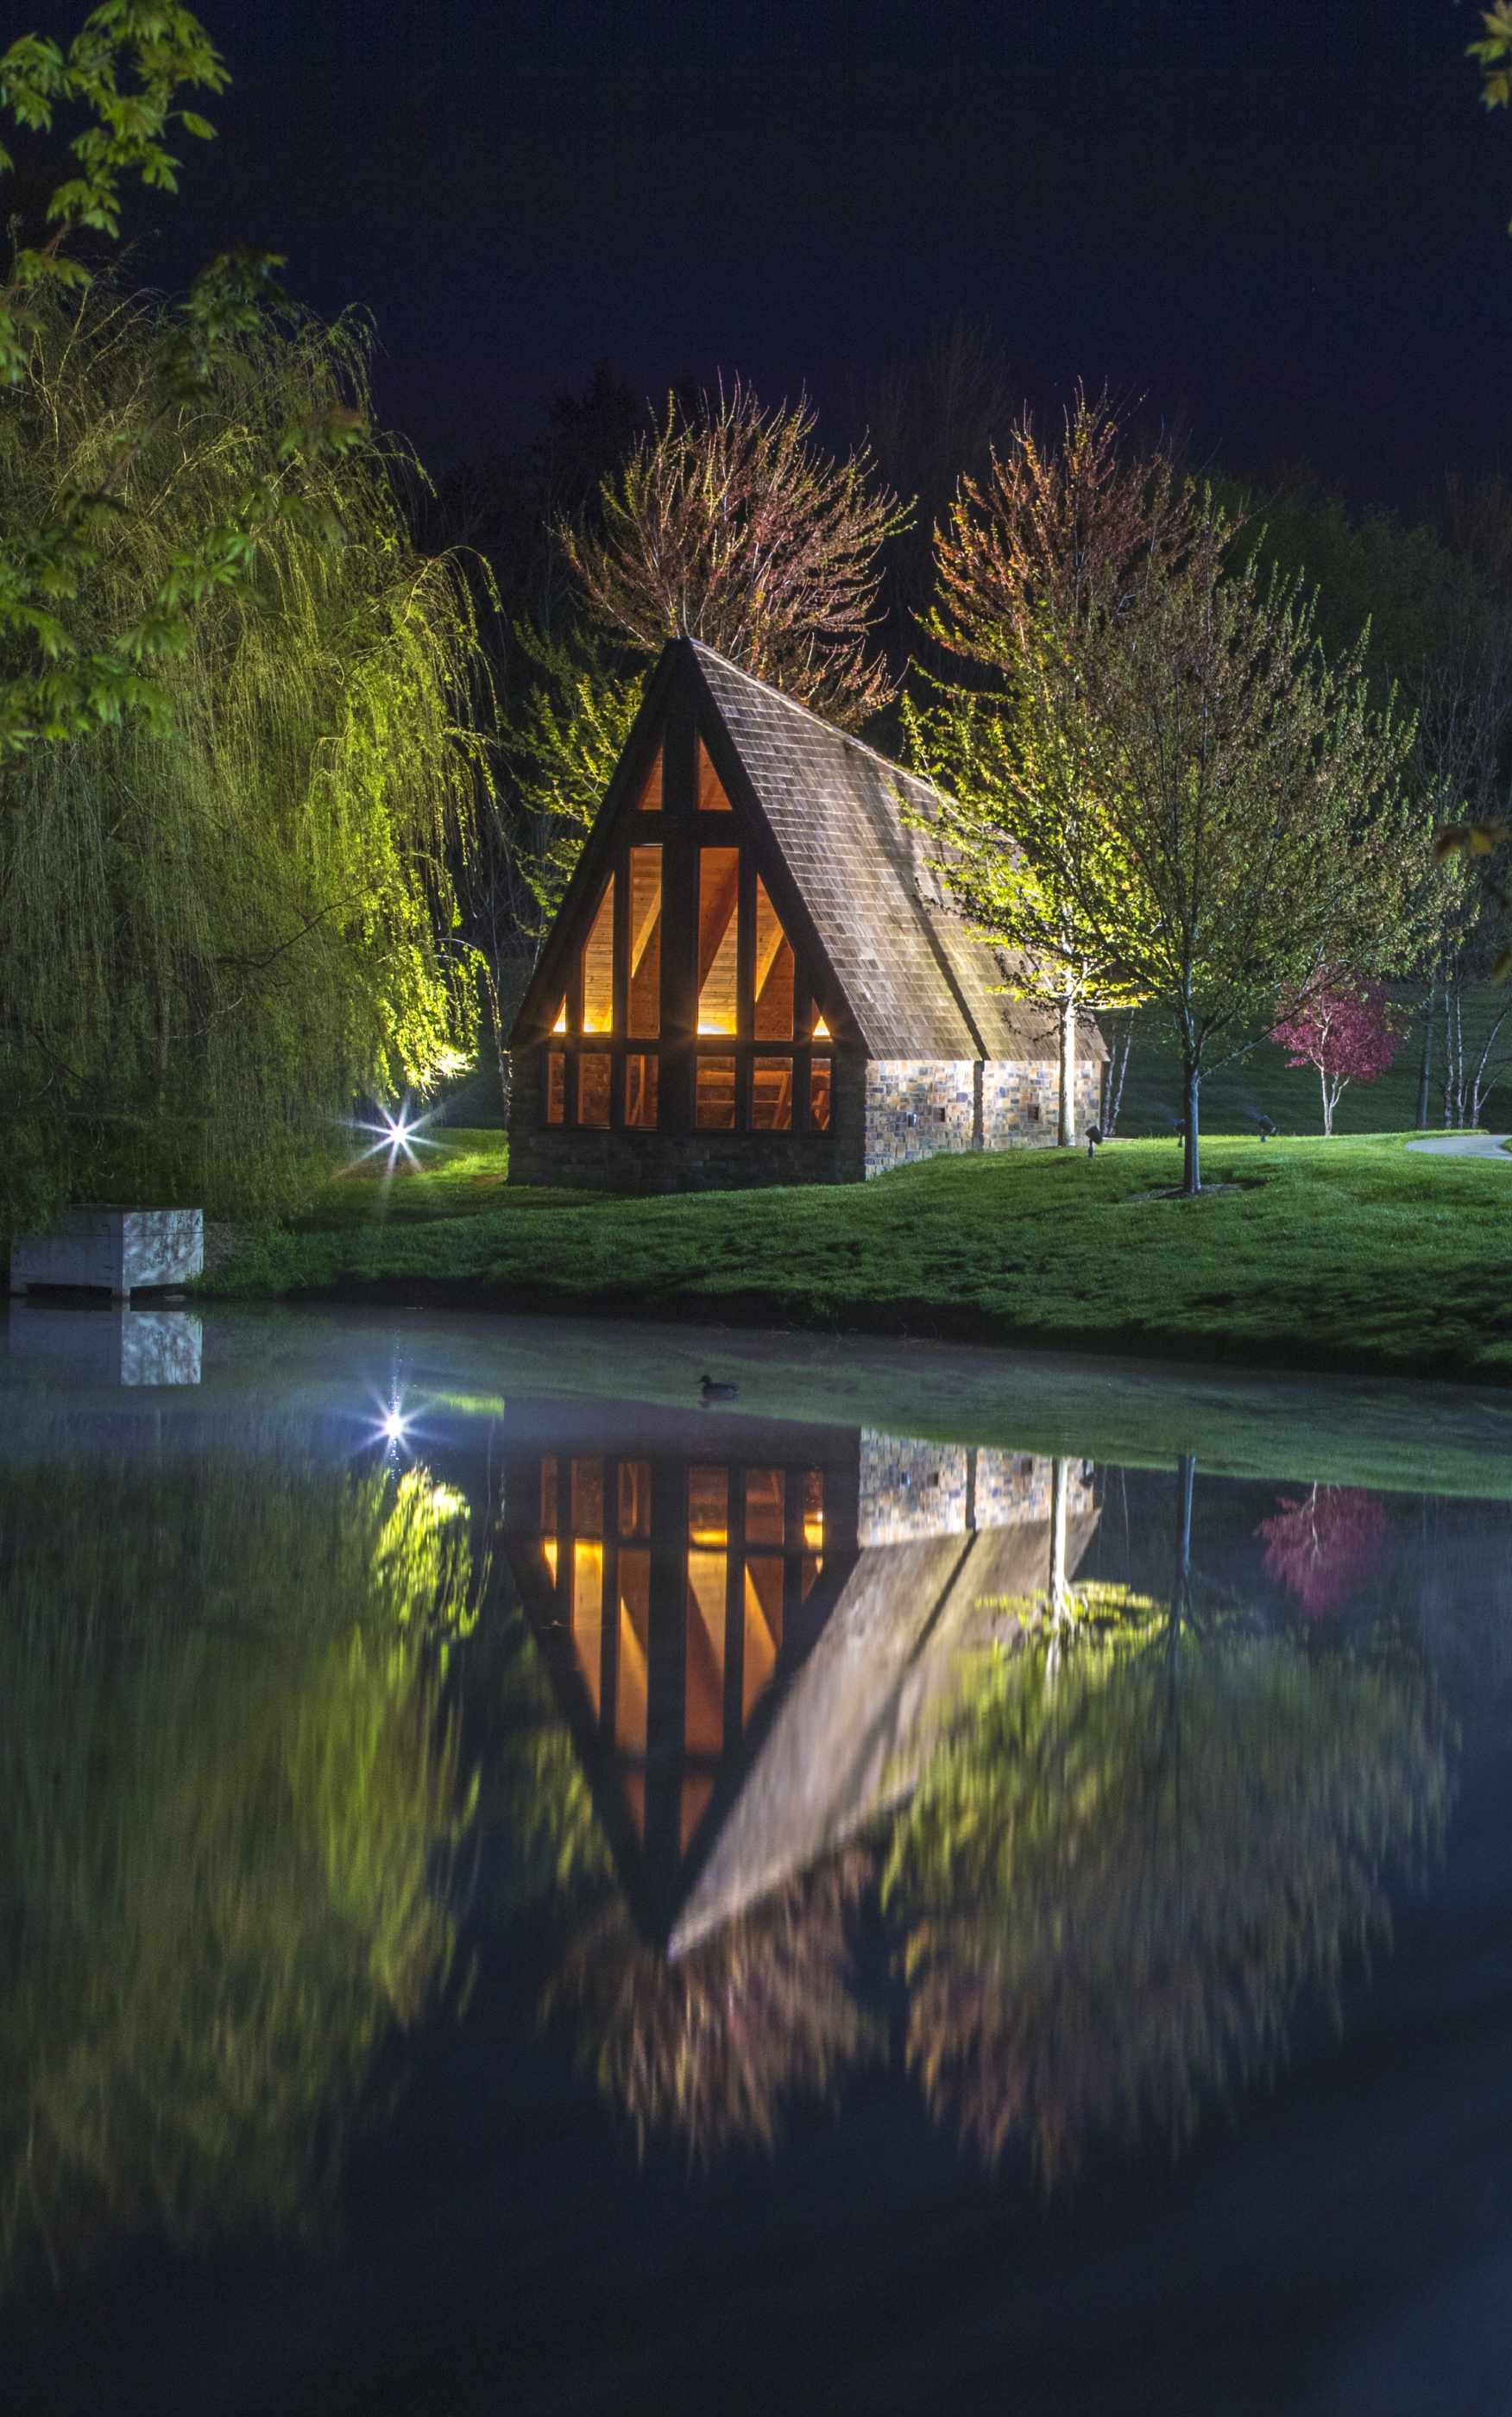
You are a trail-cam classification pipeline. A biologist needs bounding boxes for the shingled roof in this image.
[690,644,1105,1063]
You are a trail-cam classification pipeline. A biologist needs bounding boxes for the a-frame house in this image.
[508,638,1106,1190]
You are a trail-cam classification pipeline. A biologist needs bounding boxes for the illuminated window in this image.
[803,1470,823,1549]
[689,1466,728,1547]
[581,878,614,1032]
[753,1057,792,1131]
[619,1460,651,1539]
[617,1549,650,1751]
[572,1459,603,1536]
[745,1467,784,1544]
[578,1054,611,1127]
[697,849,740,1032]
[546,1051,565,1123]
[696,1056,736,1129]
[551,995,567,1034]
[626,1053,658,1128]
[803,1469,824,1600]
[697,737,733,810]
[810,1056,831,1131]
[743,1556,782,1718]
[812,1013,831,1039]
[571,1539,603,1715]
[681,1775,715,1850]
[753,879,794,1039]
[685,1549,726,1753]
[637,746,663,811]
[628,846,661,1037]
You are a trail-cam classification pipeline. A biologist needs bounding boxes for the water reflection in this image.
[507,1415,1460,2178]
[0,1449,478,2288]
[0,1314,1500,2314]
[885,1599,1450,2183]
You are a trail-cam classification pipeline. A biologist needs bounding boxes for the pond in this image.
[4,1303,1512,2416]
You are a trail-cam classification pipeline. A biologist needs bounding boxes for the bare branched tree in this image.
[564,382,909,729]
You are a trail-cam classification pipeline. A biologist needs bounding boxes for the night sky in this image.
[51,0,1512,505]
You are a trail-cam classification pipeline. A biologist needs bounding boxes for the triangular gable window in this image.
[697,737,732,809]
[533,690,834,1136]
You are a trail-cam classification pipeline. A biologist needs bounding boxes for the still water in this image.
[4,1303,1512,2415]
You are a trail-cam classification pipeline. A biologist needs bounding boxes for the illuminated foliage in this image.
[885,1612,1450,2185]
[0,5,367,757]
[0,1452,479,2288]
[0,290,489,1225]
[918,392,1417,1193]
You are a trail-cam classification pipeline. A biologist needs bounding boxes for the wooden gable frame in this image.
[512,641,859,1139]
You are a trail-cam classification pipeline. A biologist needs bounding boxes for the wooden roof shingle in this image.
[691,644,1106,1064]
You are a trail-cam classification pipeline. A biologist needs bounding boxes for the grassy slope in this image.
[207,1129,1512,1386]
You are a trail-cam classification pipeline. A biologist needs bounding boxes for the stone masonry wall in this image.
[980,1058,1104,1150]
[865,1056,1108,1177]
[864,1061,974,1177]
[860,1435,1096,1547]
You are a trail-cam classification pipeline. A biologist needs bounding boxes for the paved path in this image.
[1405,1133,1512,1160]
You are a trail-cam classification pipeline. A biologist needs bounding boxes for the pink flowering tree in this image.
[1269,972,1408,1135]
[1257,1486,1392,1619]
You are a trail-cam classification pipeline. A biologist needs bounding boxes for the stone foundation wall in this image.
[864,1057,1107,1177]
[860,1436,1096,1546]
[864,1061,974,1177]
[980,1058,1104,1149]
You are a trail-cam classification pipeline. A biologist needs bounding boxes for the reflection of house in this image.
[507,639,1106,1191]
[502,1404,1098,1945]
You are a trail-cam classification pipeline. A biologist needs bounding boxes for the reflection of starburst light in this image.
[347,1095,444,1177]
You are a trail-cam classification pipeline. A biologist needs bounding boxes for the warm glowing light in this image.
[812,1014,830,1038]
[552,1003,567,1033]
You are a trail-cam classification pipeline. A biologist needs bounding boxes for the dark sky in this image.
[54,0,1512,505]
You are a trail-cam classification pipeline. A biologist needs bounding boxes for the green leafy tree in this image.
[0,289,489,1225]
[919,397,1417,1193]
[0,3,364,756]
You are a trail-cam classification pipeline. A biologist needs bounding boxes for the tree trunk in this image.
[1049,1455,1068,1617]
[1174,1452,1195,1622]
[1106,1011,1135,1137]
[1320,1063,1331,1135]
[1058,987,1077,1147]
[1415,979,1434,1130]
[1181,1059,1200,1195]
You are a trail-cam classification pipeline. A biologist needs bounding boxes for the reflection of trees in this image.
[0,1458,478,2288]
[885,1611,1451,2186]
[542,1852,874,2164]
[489,1603,876,2166]
[1257,1486,1393,1619]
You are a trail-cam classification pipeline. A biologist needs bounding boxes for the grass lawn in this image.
[205,1129,1512,1385]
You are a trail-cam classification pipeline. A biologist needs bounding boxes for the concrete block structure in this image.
[9,1205,203,1300]
[508,639,1106,1192]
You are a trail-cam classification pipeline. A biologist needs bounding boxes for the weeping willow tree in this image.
[0,287,491,1226]
[0,1447,481,2289]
